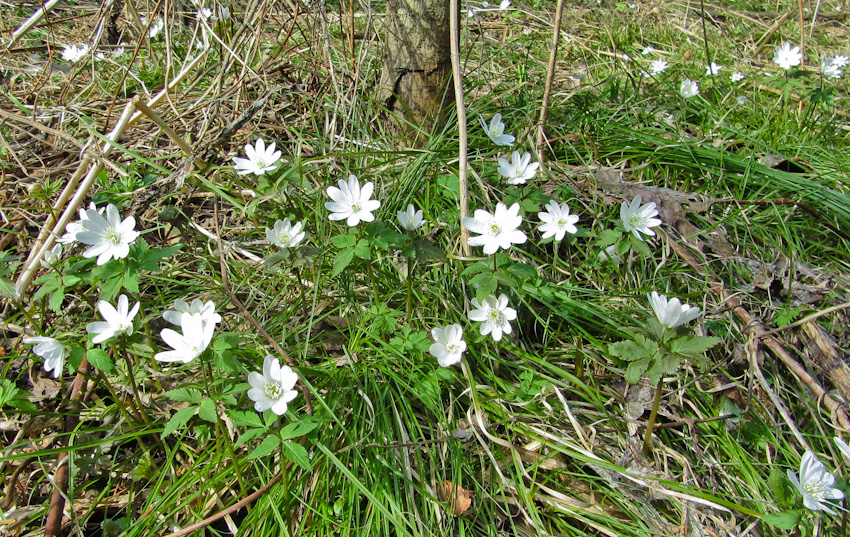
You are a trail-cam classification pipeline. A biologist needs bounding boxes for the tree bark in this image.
[379,0,454,140]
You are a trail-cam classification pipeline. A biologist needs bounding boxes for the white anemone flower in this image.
[429,324,467,367]
[679,78,699,98]
[62,44,90,63]
[463,202,527,255]
[821,57,844,79]
[86,294,140,344]
[787,451,844,515]
[155,312,214,363]
[23,336,66,378]
[499,0,511,9]
[232,139,281,176]
[598,245,622,265]
[76,203,140,265]
[247,355,299,415]
[163,298,221,332]
[538,200,579,241]
[774,41,803,70]
[731,71,745,82]
[497,151,539,185]
[469,294,517,342]
[833,55,849,68]
[266,219,306,249]
[325,175,381,227]
[40,244,63,269]
[705,62,723,76]
[647,291,701,329]
[645,60,668,77]
[147,17,165,39]
[620,195,662,240]
[397,204,425,231]
[58,202,103,244]
[479,113,515,146]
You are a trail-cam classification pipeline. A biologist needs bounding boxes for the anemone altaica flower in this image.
[76,203,140,265]
[497,151,539,185]
[247,355,299,415]
[233,139,281,176]
[325,175,381,227]
[774,41,803,70]
[397,204,425,231]
[620,195,662,240]
[705,62,723,76]
[23,336,66,378]
[155,312,214,363]
[469,294,517,342]
[429,324,467,367]
[679,78,699,98]
[266,219,306,249]
[463,202,527,255]
[62,44,90,63]
[86,294,140,344]
[647,291,701,329]
[646,60,668,77]
[163,298,221,332]
[479,113,515,146]
[787,451,844,515]
[538,200,579,241]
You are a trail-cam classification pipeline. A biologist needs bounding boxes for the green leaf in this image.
[669,336,721,358]
[47,285,65,313]
[197,397,218,423]
[505,262,538,281]
[129,239,182,272]
[247,434,281,460]
[162,406,197,437]
[165,388,203,403]
[228,410,264,428]
[235,427,266,447]
[376,229,407,251]
[608,336,656,362]
[99,275,123,303]
[87,348,115,374]
[330,234,357,248]
[409,239,446,262]
[68,346,85,371]
[353,239,371,260]
[624,358,650,384]
[33,275,62,302]
[332,247,355,277]
[469,273,498,299]
[280,441,311,470]
[279,420,319,441]
[760,511,801,530]
[461,259,492,277]
[629,234,653,257]
[596,228,622,247]
[645,352,679,385]
[122,270,139,294]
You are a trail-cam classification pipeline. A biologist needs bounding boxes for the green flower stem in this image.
[115,339,150,425]
[642,377,665,457]
[406,259,415,321]
[199,349,247,496]
[96,371,154,459]
[134,292,164,383]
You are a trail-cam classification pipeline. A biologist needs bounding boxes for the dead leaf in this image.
[436,480,473,515]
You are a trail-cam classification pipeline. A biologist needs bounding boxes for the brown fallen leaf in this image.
[436,480,473,515]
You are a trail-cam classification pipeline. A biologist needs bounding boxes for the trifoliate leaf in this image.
[247,434,281,460]
[162,406,197,438]
[164,388,203,403]
[608,335,656,363]
[330,234,357,248]
[281,441,311,470]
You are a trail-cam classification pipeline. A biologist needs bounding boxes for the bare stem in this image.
[642,378,665,457]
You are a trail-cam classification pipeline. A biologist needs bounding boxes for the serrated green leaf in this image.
[247,434,281,460]
[505,262,538,281]
[332,247,355,277]
[235,427,266,447]
[409,239,446,262]
[624,358,650,384]
[68,346,85,371]
[87,348,115,374]
[645,352,679,385]
[596,228,622,247]
[629,234,653,257]
[162,406,197,437]
[669,336,721,357]
[279,420,319,441]
[122,271,139,293]
[164,388,203,403]
[33,276,62,302]
[99,275,123,303]
[760,511,801,530]
[281,441,311,470]
[461,259,492,277]
[330,234,357,248]
[48,286,65,313]
[608,337,655,362]
[197,398,218,423]
[228,410,264,428]
[353,239,371,260]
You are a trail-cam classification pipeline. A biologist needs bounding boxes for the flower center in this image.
[279,233,291,244]
[628,214,644,227]
[351,202,361,213]
[264,381,283,400]
[490,224,502,235]
[446,343,458,354]
[557,218,567,226]
[491,125,504,137]
[488,310,503,323]
[105,227,121,245]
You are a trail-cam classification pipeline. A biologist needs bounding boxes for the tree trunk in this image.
[379,0,454,141]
